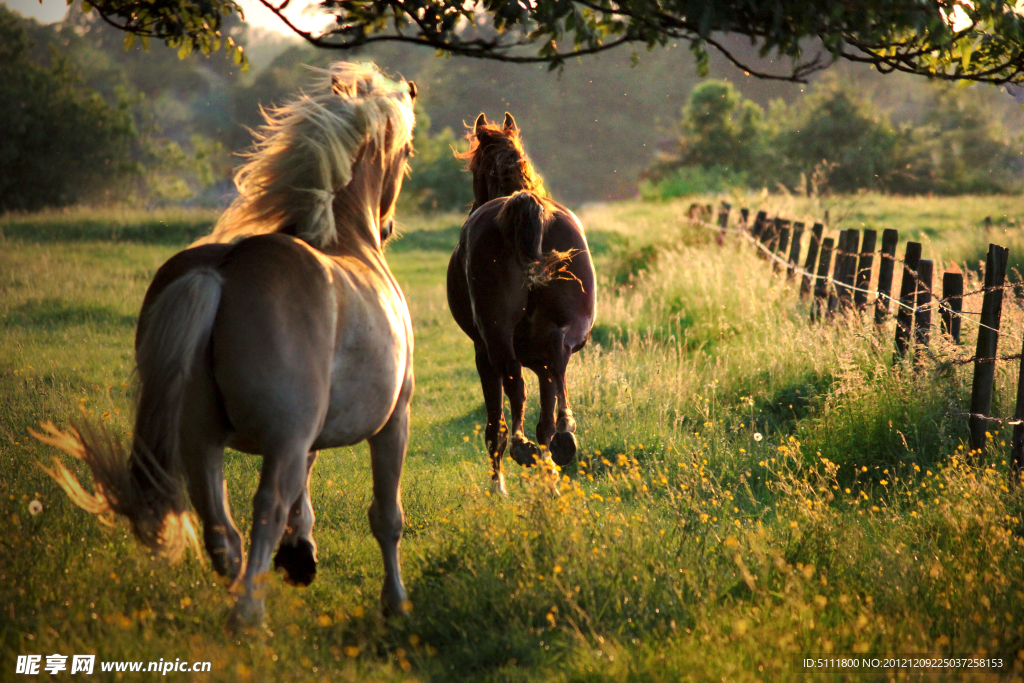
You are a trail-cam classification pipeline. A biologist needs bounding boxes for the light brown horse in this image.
[33,62,418,629]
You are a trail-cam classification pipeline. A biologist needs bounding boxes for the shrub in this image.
[400,107,474,213]
[639,166,749,201]
[647,80,769,190]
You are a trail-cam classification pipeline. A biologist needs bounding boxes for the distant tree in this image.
[653,80,767,182]
[644,73,1024,197]
[892,85,1024,194]
[772,75,900,193]
[81,0,1024,85]
[400,107,473,212]
[0,7,240,212]
[0,7,138,212]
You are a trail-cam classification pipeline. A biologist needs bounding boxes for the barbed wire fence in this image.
[686,201,1024,482]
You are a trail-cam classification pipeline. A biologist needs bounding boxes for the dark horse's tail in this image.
[32,268,223,563]
[497,190,572,289]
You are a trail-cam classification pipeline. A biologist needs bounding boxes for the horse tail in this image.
[497,191,555,288]
[33,268,223,563]
[497,191,580,289]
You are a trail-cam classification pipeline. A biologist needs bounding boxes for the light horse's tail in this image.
[32,268,223,562]
[497,190,577,290]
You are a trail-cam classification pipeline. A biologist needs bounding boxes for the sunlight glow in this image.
[2,0,333,37]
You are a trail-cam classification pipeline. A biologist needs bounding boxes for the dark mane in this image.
[458,122,546,199]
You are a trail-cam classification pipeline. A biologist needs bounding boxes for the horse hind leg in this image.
[180,367,242,580]
[273,450,319,586]
[475,344,509,495]
[228,439,312,631]
[482,333,541,468]
[548,334,578,468]
[183,443,242,581]
[534,366,558,452]
[504,363,542,467]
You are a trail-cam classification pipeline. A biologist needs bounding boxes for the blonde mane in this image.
[195,62,415,249]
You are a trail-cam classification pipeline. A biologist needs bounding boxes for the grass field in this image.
[3,195,1024,682]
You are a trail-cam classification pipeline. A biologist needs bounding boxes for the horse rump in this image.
[496,191,566,289]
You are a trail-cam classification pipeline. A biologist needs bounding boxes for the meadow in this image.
[2,194,1024,682]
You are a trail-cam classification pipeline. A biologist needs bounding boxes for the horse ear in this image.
[503,112,517,132]
[408,81,418,100]
[474,113,487,136]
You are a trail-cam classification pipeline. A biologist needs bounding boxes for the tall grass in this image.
[2,196,1024,681]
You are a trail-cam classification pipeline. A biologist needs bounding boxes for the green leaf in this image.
[123,32,135,51]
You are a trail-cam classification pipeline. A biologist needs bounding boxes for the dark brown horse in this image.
[447,113,596,495]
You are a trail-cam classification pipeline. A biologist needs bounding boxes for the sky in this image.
[3,0,326,35]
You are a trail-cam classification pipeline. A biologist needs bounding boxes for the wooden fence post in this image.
[829,230,849,316]
[751,210,767,238]
[1012,338,1024,484]
[775,221,791,273]
[767,216,782,250]
[874,229,900,324]
[840,229,860,310]
[760,215,777,245]
[800,223,824,298]
[717,202,731,246]
[914,259,933,359]
[941,272,963,344]
[740,208,750,227]
[787,222,804,279]
[812,237,834,322]
[757,214,776,259]
[969,244,1010,459]
[893,241,922,362]
[854,229,877,312]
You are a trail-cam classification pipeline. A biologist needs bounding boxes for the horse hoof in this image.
[226,597,266,634]
[274,538,318,587]
[549,431,577,467]
[380,585,410,619]
[205,527,243,580]
[491,474,509,497]
[209,543,243,581]
[511,439,541,467]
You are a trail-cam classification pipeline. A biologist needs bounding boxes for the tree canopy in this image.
[0,6,137,211]
[644,74,1024,199]
[80,0,1024,83]
[0,5,241,211]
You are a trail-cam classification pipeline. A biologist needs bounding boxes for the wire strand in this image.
[690,214,1024,346]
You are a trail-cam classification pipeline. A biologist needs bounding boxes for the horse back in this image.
[453,197,596,351]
